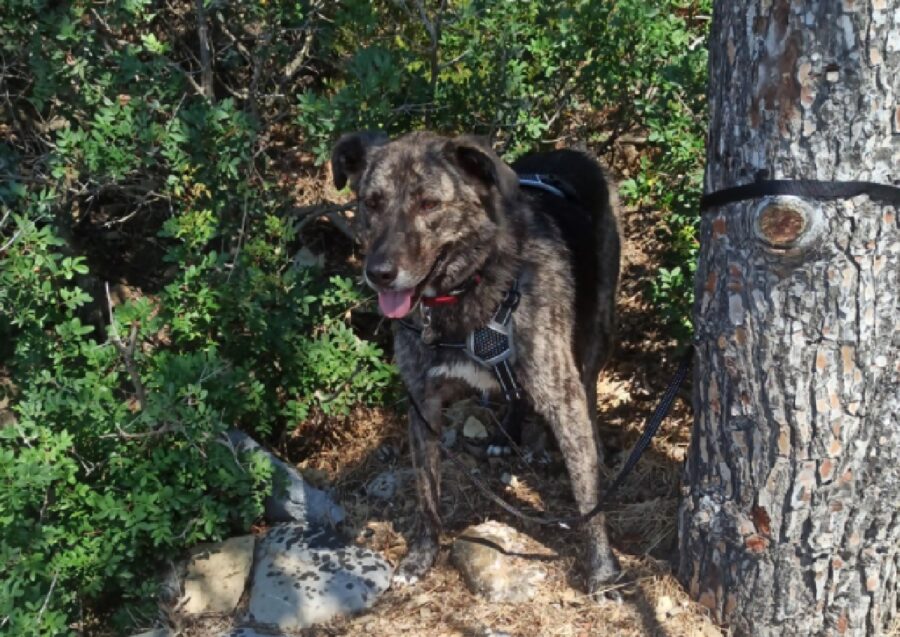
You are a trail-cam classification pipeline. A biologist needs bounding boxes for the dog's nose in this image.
[366,261,398,287]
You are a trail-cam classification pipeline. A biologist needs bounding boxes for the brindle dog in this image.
[331,131,622,597]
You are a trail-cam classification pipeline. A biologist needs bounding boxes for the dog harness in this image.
[397,174,574,402]
[517,173,571,199]
[399,280,522,401]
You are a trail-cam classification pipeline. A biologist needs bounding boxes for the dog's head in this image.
[331,131,519,318]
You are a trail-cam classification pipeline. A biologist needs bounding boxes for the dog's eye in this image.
[420,198,440,212]
[363,195,382,211]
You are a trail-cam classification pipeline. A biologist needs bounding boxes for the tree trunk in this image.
[678,1,899,636]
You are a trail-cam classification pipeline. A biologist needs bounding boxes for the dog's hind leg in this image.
[520,357,621,599]
[394,387,443,586]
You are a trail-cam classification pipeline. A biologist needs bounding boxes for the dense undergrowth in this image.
[0,1,708,633]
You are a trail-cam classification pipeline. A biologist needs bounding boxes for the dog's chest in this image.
[427,360,500,393]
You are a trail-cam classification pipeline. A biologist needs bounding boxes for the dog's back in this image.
[513,150,621,393]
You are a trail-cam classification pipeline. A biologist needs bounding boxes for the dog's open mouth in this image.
[375,245,454,319]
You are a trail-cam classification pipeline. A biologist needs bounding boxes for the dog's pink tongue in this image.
[378,289,415,318]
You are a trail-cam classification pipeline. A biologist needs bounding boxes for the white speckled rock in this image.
[227,430,345,526]
[181,535,255,615]
[451,520,551,603]
[246,523,392,630]
[462,415,489,440]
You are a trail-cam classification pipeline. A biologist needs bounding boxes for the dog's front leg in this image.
[394,381,443,586]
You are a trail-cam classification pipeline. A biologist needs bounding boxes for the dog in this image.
[331,131,622,597]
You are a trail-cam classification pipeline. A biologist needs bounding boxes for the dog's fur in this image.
[331,131,622,596]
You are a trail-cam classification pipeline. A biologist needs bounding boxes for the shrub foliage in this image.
[0,0,707,633]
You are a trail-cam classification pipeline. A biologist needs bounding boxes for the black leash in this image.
[408,345,693,529]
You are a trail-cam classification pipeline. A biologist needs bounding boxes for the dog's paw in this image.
[392,536,439,588]
[586,549,625,603]
[391,570,420,587]
[375,444,399,463]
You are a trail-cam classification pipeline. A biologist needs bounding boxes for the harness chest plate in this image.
[463,284,522,401]
[466,313,515,367]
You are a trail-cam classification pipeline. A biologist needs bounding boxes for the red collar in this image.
[421,274,482,307]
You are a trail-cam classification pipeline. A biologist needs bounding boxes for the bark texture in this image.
[678,1,899,635]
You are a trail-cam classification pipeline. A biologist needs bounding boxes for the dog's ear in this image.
[331,131,387,191]
[443,135,519,200]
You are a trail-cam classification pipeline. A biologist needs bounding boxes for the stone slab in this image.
[247,523,392,630]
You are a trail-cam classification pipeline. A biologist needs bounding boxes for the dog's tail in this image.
[512,149,621,281]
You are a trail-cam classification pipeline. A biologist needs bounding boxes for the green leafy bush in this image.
[1,1,394,633]
[0,208,274,634]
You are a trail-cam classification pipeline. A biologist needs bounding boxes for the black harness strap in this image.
[700,178,900,212]
[518,173,569,199]
[398,319,465,349]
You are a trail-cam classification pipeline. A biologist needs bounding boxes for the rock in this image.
[228,430,345,526]
[445,399,494,427]
[620,143,640,166]
[292,247,324,270]
[462,415,488,440]
[246,523,393,630]
[450,520,550,602]
[655,594,680,620]
[181,535,255,615]
[366,471,398,501]
[0,379,16,428]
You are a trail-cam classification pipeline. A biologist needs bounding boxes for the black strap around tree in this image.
[700,178,900,213]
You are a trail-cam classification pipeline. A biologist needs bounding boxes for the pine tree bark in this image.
[678,1,899,635]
